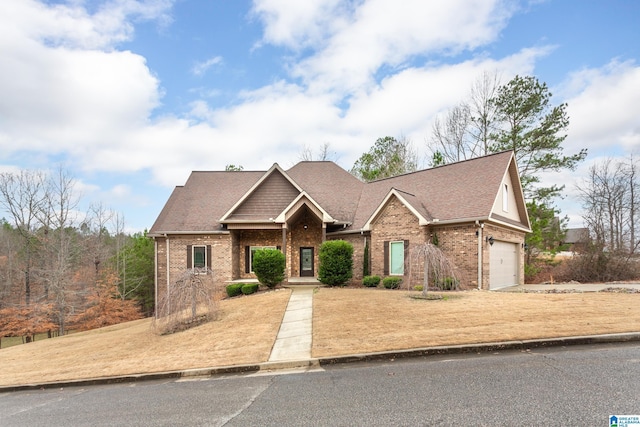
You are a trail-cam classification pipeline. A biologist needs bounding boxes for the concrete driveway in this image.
[499,282,640,292]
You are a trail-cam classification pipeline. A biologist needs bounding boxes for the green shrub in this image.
[226,283,244,297]
[413,285,424,292]
[362,275,381,287]
[241,283,259,295]
[383,276,402,289]
[318,240,354,287]
[252,248,285,288]
[436,277,459,290]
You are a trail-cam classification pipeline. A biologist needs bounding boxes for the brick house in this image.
[149,151,530,303]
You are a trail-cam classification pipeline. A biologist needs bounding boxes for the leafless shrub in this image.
[407,243,460,296]
[153,268,221,335]
[560,249,640,283]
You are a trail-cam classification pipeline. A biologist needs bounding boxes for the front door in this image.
[300,247,314,277]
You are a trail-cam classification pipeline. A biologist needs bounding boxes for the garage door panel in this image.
[490,241,517,289]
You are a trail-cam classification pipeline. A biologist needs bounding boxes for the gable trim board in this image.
[150,151,530,309]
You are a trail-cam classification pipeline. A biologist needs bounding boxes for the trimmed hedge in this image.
[318,240,353,287]
[362,275,381,287]
[253,248,285,288]
[226,283,244,297]
[241,283,259,295]
[383,276,402,289]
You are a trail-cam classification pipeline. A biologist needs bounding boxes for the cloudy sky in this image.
[1,0,639,232]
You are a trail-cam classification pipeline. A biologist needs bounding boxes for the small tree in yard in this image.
[408,243,459,296]
[153,268,219,335]
[318,240,353,286]
[252,248,285,288]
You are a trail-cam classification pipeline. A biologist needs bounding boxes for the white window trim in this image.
[502,183,509,212]
[389,240,405,276]
[192,245,208,273]
[250,246,277,273]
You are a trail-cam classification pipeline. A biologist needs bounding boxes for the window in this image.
[187,245,211,273]
[502,183,509,212]
[389,241,405,275]
[250,246,276,272]
[193,246,206,268]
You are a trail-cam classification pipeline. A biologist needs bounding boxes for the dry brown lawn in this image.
[312,288,640,357]
[1,287,640,387]
[0,289,291,387]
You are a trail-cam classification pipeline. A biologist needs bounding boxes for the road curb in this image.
[316,332,640,366]
[2,332,639,393]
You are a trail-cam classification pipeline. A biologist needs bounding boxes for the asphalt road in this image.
[1,343,639,426]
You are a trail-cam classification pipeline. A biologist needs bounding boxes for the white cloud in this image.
[286,0,517,93]
[0,0,172,51]
[251,0,346,50]
[192,56,223,76]
[0,0,164,160]
[563,60,640,155]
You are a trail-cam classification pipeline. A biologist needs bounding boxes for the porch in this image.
[225,277,323,287]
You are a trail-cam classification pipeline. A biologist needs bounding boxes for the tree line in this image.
[0,168,154,344]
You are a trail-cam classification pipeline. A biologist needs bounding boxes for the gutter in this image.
[148,230,230,238]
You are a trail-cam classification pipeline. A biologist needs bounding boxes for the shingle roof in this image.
[353,150,517,229]
[149,151,528,235]
[287,161,364,224]
[149,171,264,233]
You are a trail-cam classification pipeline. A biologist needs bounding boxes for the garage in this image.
[489,240,518,289]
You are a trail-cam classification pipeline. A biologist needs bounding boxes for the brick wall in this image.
[431,224,479,288]
[370,196,425,283]
[155,234,232,305]
[431,223,525,290]
[237,230,282,279]
[367,196,526,290]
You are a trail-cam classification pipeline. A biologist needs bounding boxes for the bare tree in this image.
[468,70,502,155]
[153,268,220,335]
[0,170,48,306]
[36,167,82,335]
[82,203,117,282]
[430,102,473,162]
[428,71,501,164]
[299,142,338,162]
[407,243,460,297]
[577,157,640,253]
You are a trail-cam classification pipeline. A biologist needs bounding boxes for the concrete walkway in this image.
[268,286,315,362]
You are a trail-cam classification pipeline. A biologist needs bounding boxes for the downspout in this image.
[165,235,170,314]
[154,238,158,319]
[281,225,288,279]
[477,222,483,290]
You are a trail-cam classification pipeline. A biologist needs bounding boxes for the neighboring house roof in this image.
[149,151,530,235]
[564,228,590,244]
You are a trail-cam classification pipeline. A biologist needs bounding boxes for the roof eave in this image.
[148,230,229,237]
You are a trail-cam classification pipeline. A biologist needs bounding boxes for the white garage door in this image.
[489,241,518,289]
